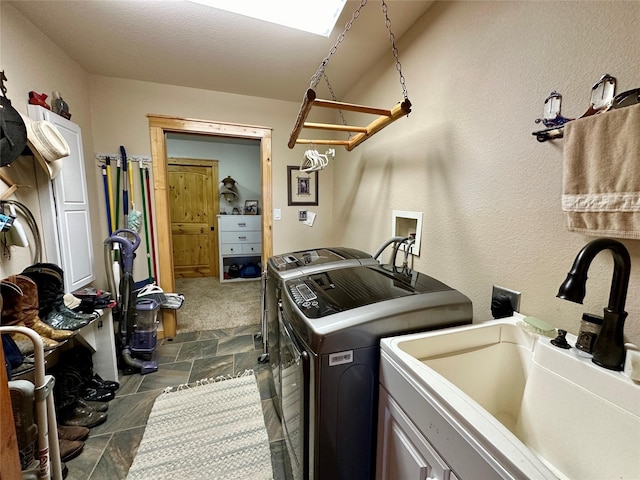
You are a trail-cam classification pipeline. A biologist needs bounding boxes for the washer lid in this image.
[284,265,451,319]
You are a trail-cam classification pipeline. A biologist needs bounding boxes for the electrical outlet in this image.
[492,285,521,312]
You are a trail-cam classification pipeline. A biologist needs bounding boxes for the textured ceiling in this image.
[9,0,433,102]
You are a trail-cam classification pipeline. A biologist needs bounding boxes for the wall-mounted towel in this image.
[562,103,640,239]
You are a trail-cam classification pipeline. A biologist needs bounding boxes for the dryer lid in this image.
[268,247,372,272]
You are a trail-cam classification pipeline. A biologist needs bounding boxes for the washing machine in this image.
[262,247,378,414]
[278,264,473,480]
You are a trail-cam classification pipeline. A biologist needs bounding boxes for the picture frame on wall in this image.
[287,166,318,206]
[244,200,259,215]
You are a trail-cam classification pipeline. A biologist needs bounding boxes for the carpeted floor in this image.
[175,277,261,333]
[126,371,273,480]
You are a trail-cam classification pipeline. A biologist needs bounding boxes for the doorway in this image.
[148,114,273,338]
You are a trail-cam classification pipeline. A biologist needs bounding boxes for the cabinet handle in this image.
[238,236,247,241]
[238,222,246,227]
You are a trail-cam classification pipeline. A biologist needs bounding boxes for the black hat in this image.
[0,95,27,167]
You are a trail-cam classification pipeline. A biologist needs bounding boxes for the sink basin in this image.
[382,315,640,479]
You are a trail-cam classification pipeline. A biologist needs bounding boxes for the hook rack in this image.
[95,153,152,164]
[532,74,640,142]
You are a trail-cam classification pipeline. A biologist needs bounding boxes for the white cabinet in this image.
[377,386,455,480]
[217,214,261,282]
[377,350,503,480]
[27,105,95,293]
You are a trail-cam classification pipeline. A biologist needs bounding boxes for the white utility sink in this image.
[382,314,640,479]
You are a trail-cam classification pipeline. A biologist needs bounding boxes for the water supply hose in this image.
[373,235,407,260]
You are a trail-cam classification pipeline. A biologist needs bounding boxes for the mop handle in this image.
[120,146,129,220]
[128,158,135,208]
[115,159,121,230]
[139,163,153,282]
[102,165,113,236]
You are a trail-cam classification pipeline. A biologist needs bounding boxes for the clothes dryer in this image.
[279,264,472,480]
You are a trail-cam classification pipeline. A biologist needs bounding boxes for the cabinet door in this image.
[377,386,452,480]
[28,105,95,292]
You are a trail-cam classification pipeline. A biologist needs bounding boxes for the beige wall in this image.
[87,75,337,265]
[2,1,640,346]
[334,0,640,344]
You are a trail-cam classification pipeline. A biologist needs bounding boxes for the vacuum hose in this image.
[120,346,147,370]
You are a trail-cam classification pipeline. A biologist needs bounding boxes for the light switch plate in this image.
[274,208,281,221]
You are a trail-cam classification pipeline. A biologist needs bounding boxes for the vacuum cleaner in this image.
[104,229,159,375]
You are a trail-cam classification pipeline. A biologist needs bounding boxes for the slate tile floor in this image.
[64,324,290,480]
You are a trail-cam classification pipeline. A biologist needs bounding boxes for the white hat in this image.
[19,114,69,178]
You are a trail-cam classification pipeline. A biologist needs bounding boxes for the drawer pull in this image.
[238,236,247,241]
[238,222,246,227]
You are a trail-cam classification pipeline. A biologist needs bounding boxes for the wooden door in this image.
[168,158,219,278]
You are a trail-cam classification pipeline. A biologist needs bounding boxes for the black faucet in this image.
[556,238,631,371]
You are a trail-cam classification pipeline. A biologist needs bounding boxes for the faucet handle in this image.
[551,329,572,349]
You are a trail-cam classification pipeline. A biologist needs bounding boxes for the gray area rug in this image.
[126,372,273,480]
[175,277,261,332]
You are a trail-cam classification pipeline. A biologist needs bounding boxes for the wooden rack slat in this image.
[294,139,351,146]
[303,122,368,133]
[345,100,412,151]
[312,98,392,116]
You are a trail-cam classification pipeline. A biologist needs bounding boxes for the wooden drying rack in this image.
[288,88,412,151]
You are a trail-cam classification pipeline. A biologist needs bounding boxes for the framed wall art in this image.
[244,200,259,215]
[287,166,318,206]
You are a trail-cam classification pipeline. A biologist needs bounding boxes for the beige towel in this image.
[562,103,640,239]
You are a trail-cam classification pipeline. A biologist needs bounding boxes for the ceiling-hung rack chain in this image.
[309,0,368,91]
[381,0,408,101]
[323,73,350,137]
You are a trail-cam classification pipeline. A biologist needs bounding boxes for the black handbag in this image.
[0,94,28,167]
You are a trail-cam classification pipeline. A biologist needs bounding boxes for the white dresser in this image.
[217,215,262,282]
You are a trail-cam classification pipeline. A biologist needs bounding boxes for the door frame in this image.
[148,114,273,338]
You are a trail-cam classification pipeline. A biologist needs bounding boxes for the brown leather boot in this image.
[13,275,75,342]
[0,277,58,353]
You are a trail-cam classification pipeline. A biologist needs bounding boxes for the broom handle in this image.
[145,167,158,281]
[128,159,135,209]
